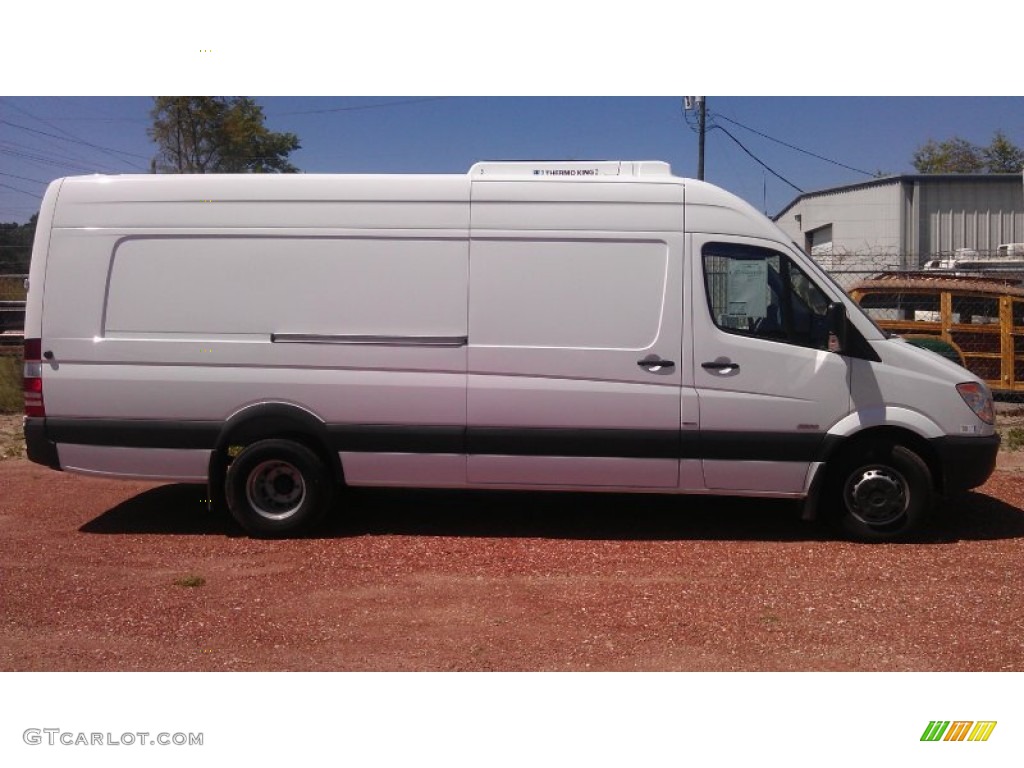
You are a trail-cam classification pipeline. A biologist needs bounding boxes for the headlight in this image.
[956,382,994,425]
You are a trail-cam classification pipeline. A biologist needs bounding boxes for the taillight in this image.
[23,337,45,417]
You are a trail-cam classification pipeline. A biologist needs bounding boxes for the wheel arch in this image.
[802,423,946,528]
[819,425,944,496]
[207,402,344,490]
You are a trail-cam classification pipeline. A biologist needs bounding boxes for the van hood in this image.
[853,336,996,438]
[875,335,983,386]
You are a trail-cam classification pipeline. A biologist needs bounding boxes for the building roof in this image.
[847,271,1024,298]
[773,173,1023,221]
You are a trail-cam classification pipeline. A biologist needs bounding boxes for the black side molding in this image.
[34,417,838,463]
[45,418,221,450]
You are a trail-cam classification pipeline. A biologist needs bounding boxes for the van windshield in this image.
[788,241,891,338]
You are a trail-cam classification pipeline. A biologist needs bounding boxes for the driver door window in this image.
[702,242,830,350]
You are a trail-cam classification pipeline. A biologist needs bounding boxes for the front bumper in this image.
[931,433,1000,495]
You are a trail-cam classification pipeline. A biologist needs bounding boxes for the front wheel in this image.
[827,442,933,542]
[225,439,333,537]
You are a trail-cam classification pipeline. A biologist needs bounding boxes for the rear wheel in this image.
[225,439,333,537]
[827,441,932,542]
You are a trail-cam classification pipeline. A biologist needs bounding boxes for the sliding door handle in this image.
[701,361,740,372]
[638,357,675,371]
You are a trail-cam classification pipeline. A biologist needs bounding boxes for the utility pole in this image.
[684,97,706,180]
[697,97,706,180]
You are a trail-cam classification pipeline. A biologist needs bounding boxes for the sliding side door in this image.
[466,180,687,489]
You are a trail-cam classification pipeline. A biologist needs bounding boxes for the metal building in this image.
[773,174,1024,270]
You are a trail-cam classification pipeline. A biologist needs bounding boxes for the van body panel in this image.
[59,444,210,482]
[828,405,945,441]
[848,340,997,439]
[23,179,64,340]
[43,364,466,424]
[52,174,470,230]
[103,235,468,337]
[339,453,466,487]
[466,456,679,488]
[42,228,469,340]
[701,460,810,494]
[682,179,789,241]
[466,375,680,431]
[471,180,683,232]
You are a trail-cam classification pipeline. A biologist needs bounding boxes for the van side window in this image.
[702,242,830,350]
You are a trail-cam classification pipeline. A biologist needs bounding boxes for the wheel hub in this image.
[847,468,907,526]
[246,460,306,520]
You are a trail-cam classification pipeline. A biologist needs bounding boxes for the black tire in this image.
[225,439,333,537]
[826,441,933,542]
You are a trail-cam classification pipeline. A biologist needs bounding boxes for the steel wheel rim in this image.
[245,460,306,521]
[844,464,909,527]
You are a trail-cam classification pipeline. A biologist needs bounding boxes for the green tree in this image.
[912,137,984,173]
[0,212,37,272]
[912,132,1023,174]
[149,97,300,173]
[982,130,1024,173]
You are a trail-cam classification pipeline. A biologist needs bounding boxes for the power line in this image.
[0,135,118,173]
[679,103,804,193]
[0,136,101,161]
[0,137,119,172]
[0,98,149,170]
[0,181,41,198]
[0,171,50,185]
[710,111,874,177]
[0,118,148,165]
[713,125,804,194]
[0,147,105,174]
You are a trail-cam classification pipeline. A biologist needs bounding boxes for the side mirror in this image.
[826,302,848,353]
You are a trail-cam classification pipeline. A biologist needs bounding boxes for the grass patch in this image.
[0,416,25,459]
[0,355,21,414]
[173,575,206,588]
[1005,428,1024,452]
[0,277,27,301]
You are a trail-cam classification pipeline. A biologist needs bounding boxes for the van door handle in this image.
[702,361,740,372]
[638,357,675,370]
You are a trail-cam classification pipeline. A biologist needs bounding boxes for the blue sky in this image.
[2,96,1022,224]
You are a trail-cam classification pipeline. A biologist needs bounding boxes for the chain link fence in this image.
[0,275,27,353]
[824,254,1024,395]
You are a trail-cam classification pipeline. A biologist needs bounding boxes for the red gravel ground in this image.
[1,457,1022,672]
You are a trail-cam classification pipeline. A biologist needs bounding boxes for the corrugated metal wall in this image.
[774,180,903,269]
[776,175,1024,268]
[916,178,1024,255]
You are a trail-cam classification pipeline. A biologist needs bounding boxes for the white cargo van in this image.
[23,161,999,540]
